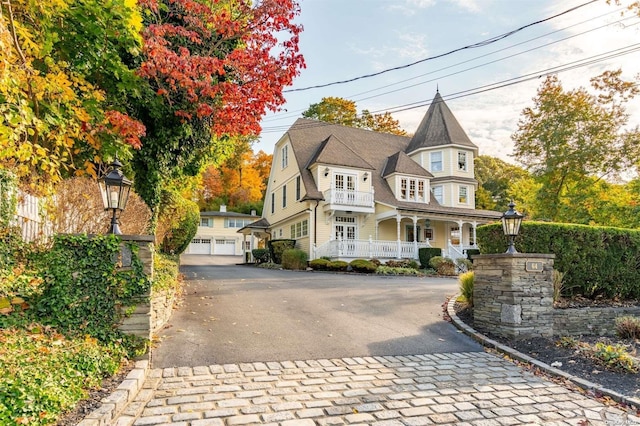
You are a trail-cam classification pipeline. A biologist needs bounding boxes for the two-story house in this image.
[186,205,261,258]
[261,92,502,261]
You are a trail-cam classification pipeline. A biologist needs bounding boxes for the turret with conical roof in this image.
[406,92,478,154]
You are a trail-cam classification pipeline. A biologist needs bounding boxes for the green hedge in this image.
[349,259,377,273]
[268,239,296,264]
[418,247,442,269]
[477,222,640,299]
[158,190,199,255]
[252,248,270,264]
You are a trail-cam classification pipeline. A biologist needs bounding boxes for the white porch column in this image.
[368,235,373,259]
[412,216,418,256]
[242,234,247,262]
[457,220,463,249]
[396,215,402,259]
[472,221,478,247]
[338,234,344,258]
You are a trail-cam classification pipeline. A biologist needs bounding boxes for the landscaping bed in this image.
[454,302,640,402]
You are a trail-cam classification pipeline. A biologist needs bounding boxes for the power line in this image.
[262,4,632,124]
[282,0,599,93]
[258,43,640,134]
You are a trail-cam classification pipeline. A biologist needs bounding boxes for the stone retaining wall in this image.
[554,306,640,337]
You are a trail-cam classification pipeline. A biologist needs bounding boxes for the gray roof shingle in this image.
[406,92,478,154]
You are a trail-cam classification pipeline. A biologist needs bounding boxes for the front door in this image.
[334,173,356,204]
[334,216,357,256]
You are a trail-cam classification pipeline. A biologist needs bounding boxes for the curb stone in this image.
[446,295,640,411]
[77,358,151,426]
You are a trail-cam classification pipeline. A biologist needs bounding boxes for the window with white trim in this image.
[430,151,443,172]
[290,219,309,238]
[458,151,468,171]
[281,145,288,169]
[200,218,212,227]
[424,228,434,241]
[432,186,443,204]
[459,186,468,204]
[225,218,253,228]
[296,176,301,200]
[282,185,287,208]
[399,178,427,202]
[271,193,275,214]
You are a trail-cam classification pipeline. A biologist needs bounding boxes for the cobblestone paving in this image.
[117,352,640,426]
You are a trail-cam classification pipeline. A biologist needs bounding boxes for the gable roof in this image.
[286,118,409,205]
[406,92,478,154]
[308,135,375,170]
[200,211,259,218]
[382,151,433,179]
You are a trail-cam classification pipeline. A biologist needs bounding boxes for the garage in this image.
[188,238,211,255]
[214,239,236,255]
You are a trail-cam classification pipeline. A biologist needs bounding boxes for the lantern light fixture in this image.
[501,200,524,254]
[98,157,132,234]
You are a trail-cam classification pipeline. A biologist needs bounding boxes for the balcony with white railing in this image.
[323,188,375,213]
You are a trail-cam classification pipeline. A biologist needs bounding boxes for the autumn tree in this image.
[302,97,406,135]
[511,70,640,223]
[132,0,305,213]
[0,0,144,192]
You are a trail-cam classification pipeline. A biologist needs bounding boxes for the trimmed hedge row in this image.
[476,222,640,299]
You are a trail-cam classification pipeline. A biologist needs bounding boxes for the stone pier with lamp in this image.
[471,202,556,339]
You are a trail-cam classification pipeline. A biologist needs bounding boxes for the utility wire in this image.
[258,43,640,134]
[282,0,599,93]
[263,5,631,124]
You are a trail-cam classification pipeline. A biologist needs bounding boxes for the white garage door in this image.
[214,239,236,255]
[189,238,211,255]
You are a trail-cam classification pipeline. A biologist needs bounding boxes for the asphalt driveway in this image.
[151,255,483,367]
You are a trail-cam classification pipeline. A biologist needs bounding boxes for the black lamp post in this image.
[502,201,524,254]
[98,158,132,234]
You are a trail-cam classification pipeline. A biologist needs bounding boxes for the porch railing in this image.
[314,237,431,260]
[444,239,477,262]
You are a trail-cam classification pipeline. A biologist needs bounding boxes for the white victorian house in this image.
[260,92,502,261]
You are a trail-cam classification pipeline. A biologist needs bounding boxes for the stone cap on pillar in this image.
[471,253,555,260]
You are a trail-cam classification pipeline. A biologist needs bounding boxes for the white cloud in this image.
[446,0,483,13]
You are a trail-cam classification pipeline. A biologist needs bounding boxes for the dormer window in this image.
[399,177,427,202]
[458,151,467,171]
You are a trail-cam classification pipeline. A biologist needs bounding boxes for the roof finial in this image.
[436,84,439,93]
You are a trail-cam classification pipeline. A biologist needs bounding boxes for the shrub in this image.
[309,258,330,270]
[281,249,308,270]
[349,259,377,273]
[477,222,640,299]
[615,316,640,340]
[252,248,270,264]
[459,271,474,306]
[153,252,180,292]
[327,260,348,271]
[418,247,442,269]
[589,342,639,373]
[268,239,296,264]
[370,258,382,267]
[429,256,456,275]
[455,258,473,272]
[385,259,418,269]
[157,190,199,255]
[376,266,420,276]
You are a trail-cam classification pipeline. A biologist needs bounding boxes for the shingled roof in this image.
[406,92,478,154]
[382,151,433,179]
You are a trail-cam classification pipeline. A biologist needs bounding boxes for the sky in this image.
[255,0,640,166]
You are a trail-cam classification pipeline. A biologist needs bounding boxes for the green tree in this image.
[511,70,640,222]
[474,155,530,211]
[302,97,406,135]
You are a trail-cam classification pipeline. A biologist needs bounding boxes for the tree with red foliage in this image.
[132,0,305,213]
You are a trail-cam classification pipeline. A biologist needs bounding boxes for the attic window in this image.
[458,151,467,171]
[281,145,289,169]
[430,151,443,172]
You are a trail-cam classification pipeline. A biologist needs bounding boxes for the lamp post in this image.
[98,158,132,234]
[501,201,523,254]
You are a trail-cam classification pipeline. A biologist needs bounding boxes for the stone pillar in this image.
[472,253,555,339]
[117,235,154,340]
